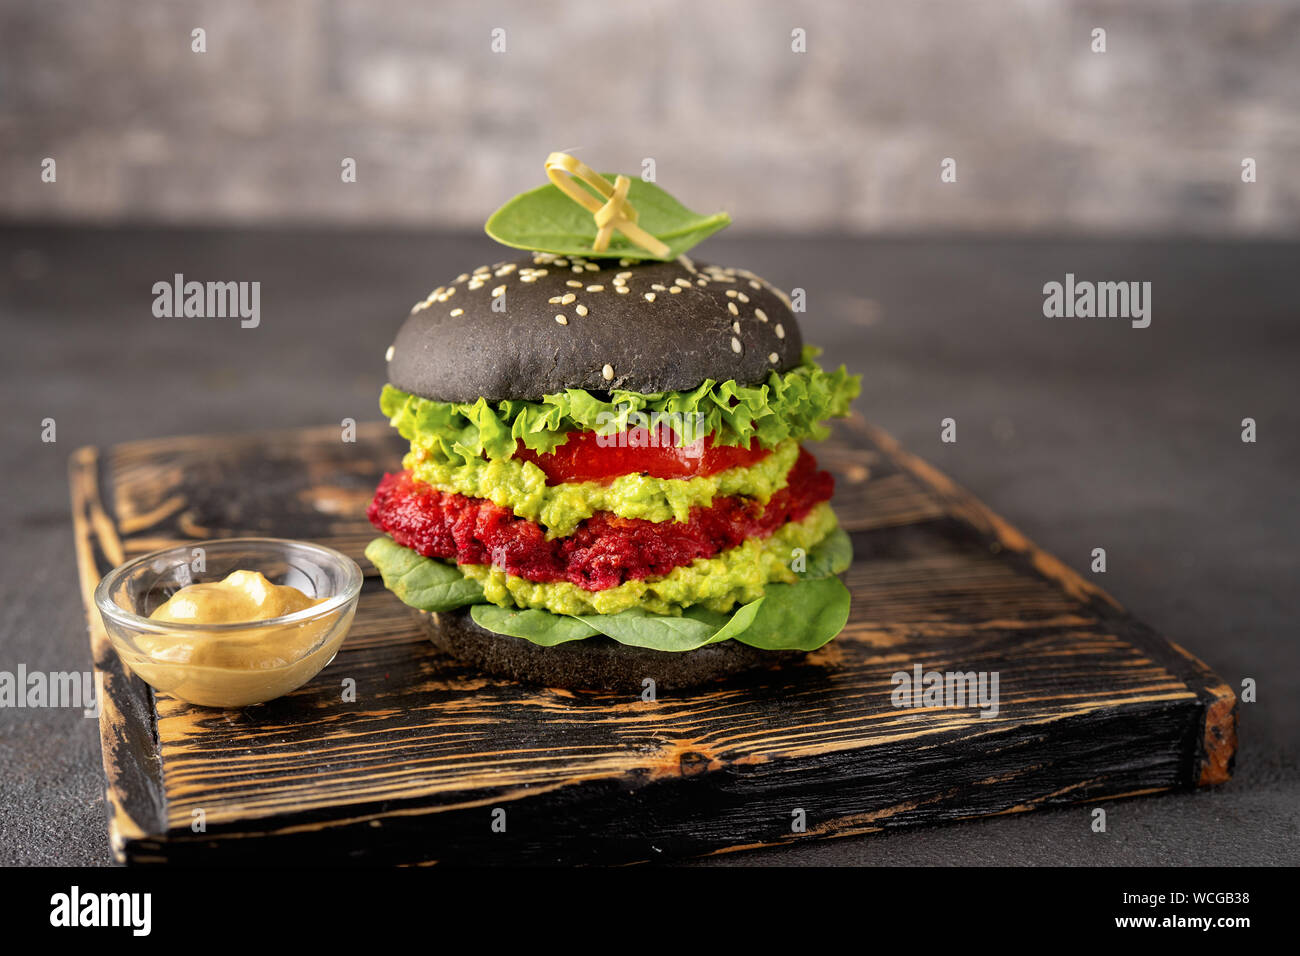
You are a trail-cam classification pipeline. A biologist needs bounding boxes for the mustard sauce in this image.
[123,571,348,707]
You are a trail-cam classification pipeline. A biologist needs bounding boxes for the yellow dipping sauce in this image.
[123,570,350,708]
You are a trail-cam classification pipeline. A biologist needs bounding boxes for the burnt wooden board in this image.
[69,417,1236,865]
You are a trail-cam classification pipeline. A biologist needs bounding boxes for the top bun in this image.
[386,253,803,402]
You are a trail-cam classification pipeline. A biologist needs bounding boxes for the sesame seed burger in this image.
[364,156,861,693]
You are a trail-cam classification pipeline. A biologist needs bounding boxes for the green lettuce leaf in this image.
[382,349,861,466]
[364,537,484,612]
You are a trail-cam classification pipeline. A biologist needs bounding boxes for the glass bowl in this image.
[95,537,362,708]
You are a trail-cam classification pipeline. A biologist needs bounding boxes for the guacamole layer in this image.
[460,502,839,616]
[402,439,801,538]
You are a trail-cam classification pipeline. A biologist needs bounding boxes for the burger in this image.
[364,156,861,692]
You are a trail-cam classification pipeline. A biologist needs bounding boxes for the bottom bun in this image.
[417,606,802,694]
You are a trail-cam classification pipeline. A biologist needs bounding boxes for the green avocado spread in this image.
[404,439,801,538]
[460,502,838,615]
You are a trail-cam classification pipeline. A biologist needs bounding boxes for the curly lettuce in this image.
[381,347,860,466]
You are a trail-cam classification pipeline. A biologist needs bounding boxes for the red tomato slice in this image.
[513,428,771,484]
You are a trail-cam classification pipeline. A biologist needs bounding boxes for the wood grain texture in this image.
[68,417,1237,865]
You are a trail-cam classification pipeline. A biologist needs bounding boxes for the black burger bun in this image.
[418,606,803,694]
[388,254,803,402]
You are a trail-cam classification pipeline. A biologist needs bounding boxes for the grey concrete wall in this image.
[2,0,1298,235]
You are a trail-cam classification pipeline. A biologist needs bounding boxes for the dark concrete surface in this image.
[0,225,1295,866]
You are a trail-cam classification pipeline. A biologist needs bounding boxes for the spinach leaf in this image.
[733,577,851,651]
[574,596,763,652]
[485,179,730,261]
[683,599,766,646]
[800,526,854,579]
[364,537,484,612]
[470,604,599,645]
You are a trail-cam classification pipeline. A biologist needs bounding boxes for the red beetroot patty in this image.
[367,448,834,591]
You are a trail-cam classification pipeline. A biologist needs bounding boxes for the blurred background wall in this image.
[2,0,1298,236]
